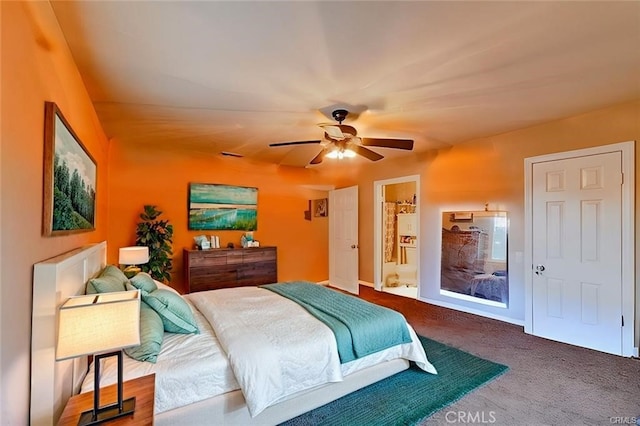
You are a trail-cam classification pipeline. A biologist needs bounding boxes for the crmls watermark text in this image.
[609,417,638,424]
[445,411,497,424]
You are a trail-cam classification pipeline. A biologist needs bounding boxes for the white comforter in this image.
[81,297,239,413]
[186,286,436,417]
[83,285,436,417]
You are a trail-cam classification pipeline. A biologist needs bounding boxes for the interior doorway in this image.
[373,175,420,300]
[329,186,359,294]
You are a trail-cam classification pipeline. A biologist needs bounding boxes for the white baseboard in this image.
[358,280,524,326]
[419,296,525,326]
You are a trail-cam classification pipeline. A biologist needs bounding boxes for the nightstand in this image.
[58,374,155,426]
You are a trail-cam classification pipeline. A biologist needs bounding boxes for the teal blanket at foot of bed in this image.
[261,281,412,363]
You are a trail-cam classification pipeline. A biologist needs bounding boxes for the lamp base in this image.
[122,266,141,279]
[77,397,136,426]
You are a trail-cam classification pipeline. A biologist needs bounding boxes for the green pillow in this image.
[86,265,129,294]
[124,301,164,363]
[142,289,199,334]
[129,272,158,293]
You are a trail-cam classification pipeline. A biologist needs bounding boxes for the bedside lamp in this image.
[118,246,149,278]
[56,290,141,426]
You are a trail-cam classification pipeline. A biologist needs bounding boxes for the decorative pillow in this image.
[142,289,199,334]
[129,272,158,294]
[124,301,164,363]
[86,265,129,294]
[154,281,181,296]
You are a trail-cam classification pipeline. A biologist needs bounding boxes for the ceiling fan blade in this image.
[351,145,384,161]
[361,138,414,150]
[269,140,321,147]
[319,125,345,140]
[309,148,327,165]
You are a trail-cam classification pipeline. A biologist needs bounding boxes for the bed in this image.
[30,241,436,425]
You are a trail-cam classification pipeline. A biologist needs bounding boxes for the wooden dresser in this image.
[183,246,277,293]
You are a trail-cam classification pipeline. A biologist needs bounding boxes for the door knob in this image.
[351,244,359,249]
[535,264,545,275]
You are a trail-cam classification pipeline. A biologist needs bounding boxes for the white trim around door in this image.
[524,141,636,357]
[373,175,421,293]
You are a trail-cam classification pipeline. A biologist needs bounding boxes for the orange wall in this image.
[1,2,110,424]
[107,142,332,293]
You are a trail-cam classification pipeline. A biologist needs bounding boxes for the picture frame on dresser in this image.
[42,101,97,236]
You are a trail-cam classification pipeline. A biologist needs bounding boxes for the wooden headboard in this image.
[30,241,107,426]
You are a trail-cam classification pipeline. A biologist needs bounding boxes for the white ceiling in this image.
[51,1,640,167]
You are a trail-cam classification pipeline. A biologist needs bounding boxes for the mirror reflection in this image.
[440,211,508,306]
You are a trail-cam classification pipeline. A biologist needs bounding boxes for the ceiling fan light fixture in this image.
[343,148,356,158]
[326,147,356,160]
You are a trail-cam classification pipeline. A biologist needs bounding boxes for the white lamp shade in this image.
[119,246,149,266]
[56,290,141,360]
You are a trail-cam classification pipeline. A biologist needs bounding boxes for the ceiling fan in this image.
[269,109,414,165]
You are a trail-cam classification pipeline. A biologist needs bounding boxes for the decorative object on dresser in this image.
[183,246,277,292]
[135,205,174,283]
[58,374,155,426]
[118,246,149,278]
[56,290,141,425]
[193,235,211,250]
[188,182,258,231]
[241,232,260,247]
[42,101,97,236]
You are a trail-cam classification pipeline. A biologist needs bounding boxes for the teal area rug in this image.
[280,336,509,426]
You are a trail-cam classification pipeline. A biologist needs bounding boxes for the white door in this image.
[329,186,359,294]
[531,151,623,355]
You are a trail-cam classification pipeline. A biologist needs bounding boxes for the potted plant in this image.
[135,205,174,283]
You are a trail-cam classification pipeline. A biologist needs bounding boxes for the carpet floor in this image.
[359,286,640,425]
[281,335,508,426]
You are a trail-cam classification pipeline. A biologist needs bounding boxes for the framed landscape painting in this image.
[188,183,258,231]
[43,102,97,236]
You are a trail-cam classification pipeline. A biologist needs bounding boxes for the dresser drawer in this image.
[184,247,277,292]
[187,250,228,267]
[188,264,238,292]
[243,248,277,263]
[237,261,277,286]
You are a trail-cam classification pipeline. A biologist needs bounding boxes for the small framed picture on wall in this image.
[313,198,328,218]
